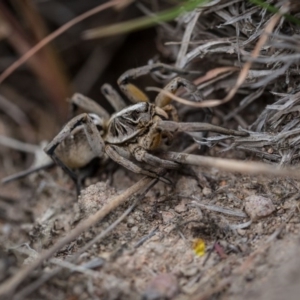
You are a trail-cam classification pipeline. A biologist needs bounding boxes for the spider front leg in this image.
[101,83,127,112]
[153,77,203,122]
[156,120,249,137]
[117,63,200,104]
[44,113,106,194]
[105,144,171,184]
[69,93,110,121]
[128,144,180,170]
[155,77,201,108]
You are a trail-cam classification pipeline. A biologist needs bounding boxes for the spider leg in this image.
[156,121,249,137]
[128,144,180,169]
[117,80,149,104]
[117,63,201,104]
[155,77,202,108]
[118,63,200,85]
[101,83,127,111]
[105,145,171,184]
[68,93,110,121]
[44,113,105,194]
[52,152,82,195]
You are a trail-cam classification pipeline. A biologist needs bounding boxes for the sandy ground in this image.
[1,144,300,299]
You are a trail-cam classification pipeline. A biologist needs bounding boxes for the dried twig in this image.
[0,176,153,297]
[1,163,54,184]
[191,201,247,218]
[13,176,160,300]
[160,151,300,180]
[14,201,136,300]
[0,135,40,153]
[176,10,201,68]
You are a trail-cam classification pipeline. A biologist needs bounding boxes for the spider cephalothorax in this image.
[105,102,168,144]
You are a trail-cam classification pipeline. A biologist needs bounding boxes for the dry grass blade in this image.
[176,10,201,68]
[148,3,289,108]
[1,163,54,184]
[191,201,247,218]
[160,151,300,180]
[83,0,208,39]
[0,176,153,297]
[223,87,265,121]
[193,66,239,86]
[0,135,40,153]
[233,88,300,165]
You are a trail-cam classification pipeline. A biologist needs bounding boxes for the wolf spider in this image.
[44,63,248,193]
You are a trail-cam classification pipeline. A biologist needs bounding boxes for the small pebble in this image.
[142,273,179,300]
[244,195,275,220]
[181,266,199,277]
[161,211,174,223]
[131,226,138,235]
[202,187,212,196]
[174,203,187,213]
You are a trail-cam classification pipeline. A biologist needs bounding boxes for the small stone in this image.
[127,217,135,228]
[152,244,165,255]
[237,229,246,236]
[219,180,227,187]
[181,266,199,277]
[174,202,187,213]
[131,226,138,235]
[142,273,179,300]
[202,187,212,196]
[175,177,201,197]
[78,181,117,216]
[161,211,174,223]
[244,195,275,220]
[163,225,175,234]
[127,217,135,224]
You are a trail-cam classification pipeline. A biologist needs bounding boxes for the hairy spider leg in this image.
[105,144,172,185]
[156,121,249,137]
[117,62,200,104]
[44,113,105,194]
[101,83,127,112]
[68,93,110,121]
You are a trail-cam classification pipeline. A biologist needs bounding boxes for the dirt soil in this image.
[1,143,300,300]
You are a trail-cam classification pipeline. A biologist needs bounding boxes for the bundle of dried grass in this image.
[151,0,300,165]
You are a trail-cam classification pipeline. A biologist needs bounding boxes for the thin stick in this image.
[1,163,54,184]
[0,176,152,297]
[156,120,249,137]
[13,177,160,300]
[13,202,138,299]
[160,151,300,180]
[0,135,39,153]
[0,0,123,84]
[76,177,158,256]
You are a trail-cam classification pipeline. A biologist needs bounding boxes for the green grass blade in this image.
[83,0,208,39]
